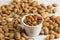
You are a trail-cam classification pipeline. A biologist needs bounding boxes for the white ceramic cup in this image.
[22,14,44,37]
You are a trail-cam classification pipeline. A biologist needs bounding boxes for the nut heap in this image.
[40,16,60,40]
[0,0,59,40]
[24,15,42,26]
[45,33,60,40]
[0,22,22,40]
[0,21,34,40]
[4,0,57,18]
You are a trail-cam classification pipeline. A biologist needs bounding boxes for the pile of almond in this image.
[0,0,59,40]
[40,16,60,40]
[24,14,42,26]
[0,22,22,40]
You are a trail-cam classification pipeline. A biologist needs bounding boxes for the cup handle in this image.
[19,19,25,29]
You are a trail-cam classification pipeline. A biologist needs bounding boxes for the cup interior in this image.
[22,14,44,27]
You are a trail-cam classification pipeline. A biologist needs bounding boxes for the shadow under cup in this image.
[22,14,44,37]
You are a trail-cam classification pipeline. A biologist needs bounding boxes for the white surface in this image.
[0,0,60,40]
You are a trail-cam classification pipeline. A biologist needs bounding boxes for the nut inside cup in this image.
[22,14,44,27]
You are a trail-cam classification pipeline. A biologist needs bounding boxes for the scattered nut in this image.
[26,38,34,40]
[47,5,52,9]
[40,30,44,35]
[54,33,60,38]
[15,32,21,40]
[21,37,26,40]
[49,34,55,39]
[52,8,57,13]
[9,32,14,39]
[52,3,58,7]
[0,33,4,39]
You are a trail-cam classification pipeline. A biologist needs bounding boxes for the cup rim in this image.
[22,14,44,27]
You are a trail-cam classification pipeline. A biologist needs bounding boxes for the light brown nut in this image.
[24,3,29,8]
[5,33,10,37]
[32,21,37,25]
[7,6,13,11]
[44,29,49,35]
[1,20,7,25]
[21,0,27,2]
[24,8,29,13]
[0,28,3,33]
[9,32,14,39]
[49,39,54,40]
[15,32,21,39]
[26,38,34,40]
[49,30,55,34]
[49,34,55,39]
[1,7,7,12]
[13,0,19,2]
[0,33,4,39]
[40,4,46,9]
[57,28,60,33]
[47,5,52,9]
[2,25,9,33]
[41,12,48,18]
[52,8,57,13]
[21,37,26,40]
[55,16,60,24]
[43,22,49,27]
[32,7,38,13]
[28,15,34,21]
[40,30,44,35]
[52,3,58,7]
[14,26,22,32]
[44,16,50,21]
[54,23,58,27]
[38,8,46,13]
[0,38,5,40]
[45,36,49,40]
[28,7,33,11]
[8,4,14,8]
[50,15,56,21]
[14,8,18,13]
[54,27,58,32]
[5,37,9,40]
[49,24,54,30]
[46,9,52,13]
[48,20,53,24]
[21,3,25,8]
[0,26,3,28]
[28,0,32,3]
[1,14,8,17]
[54,33,60,38]
[21,32,27,38]
[0,8,2,12]
[32,1,38,7]
[9,39,15,40]
[43,27,49,35]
